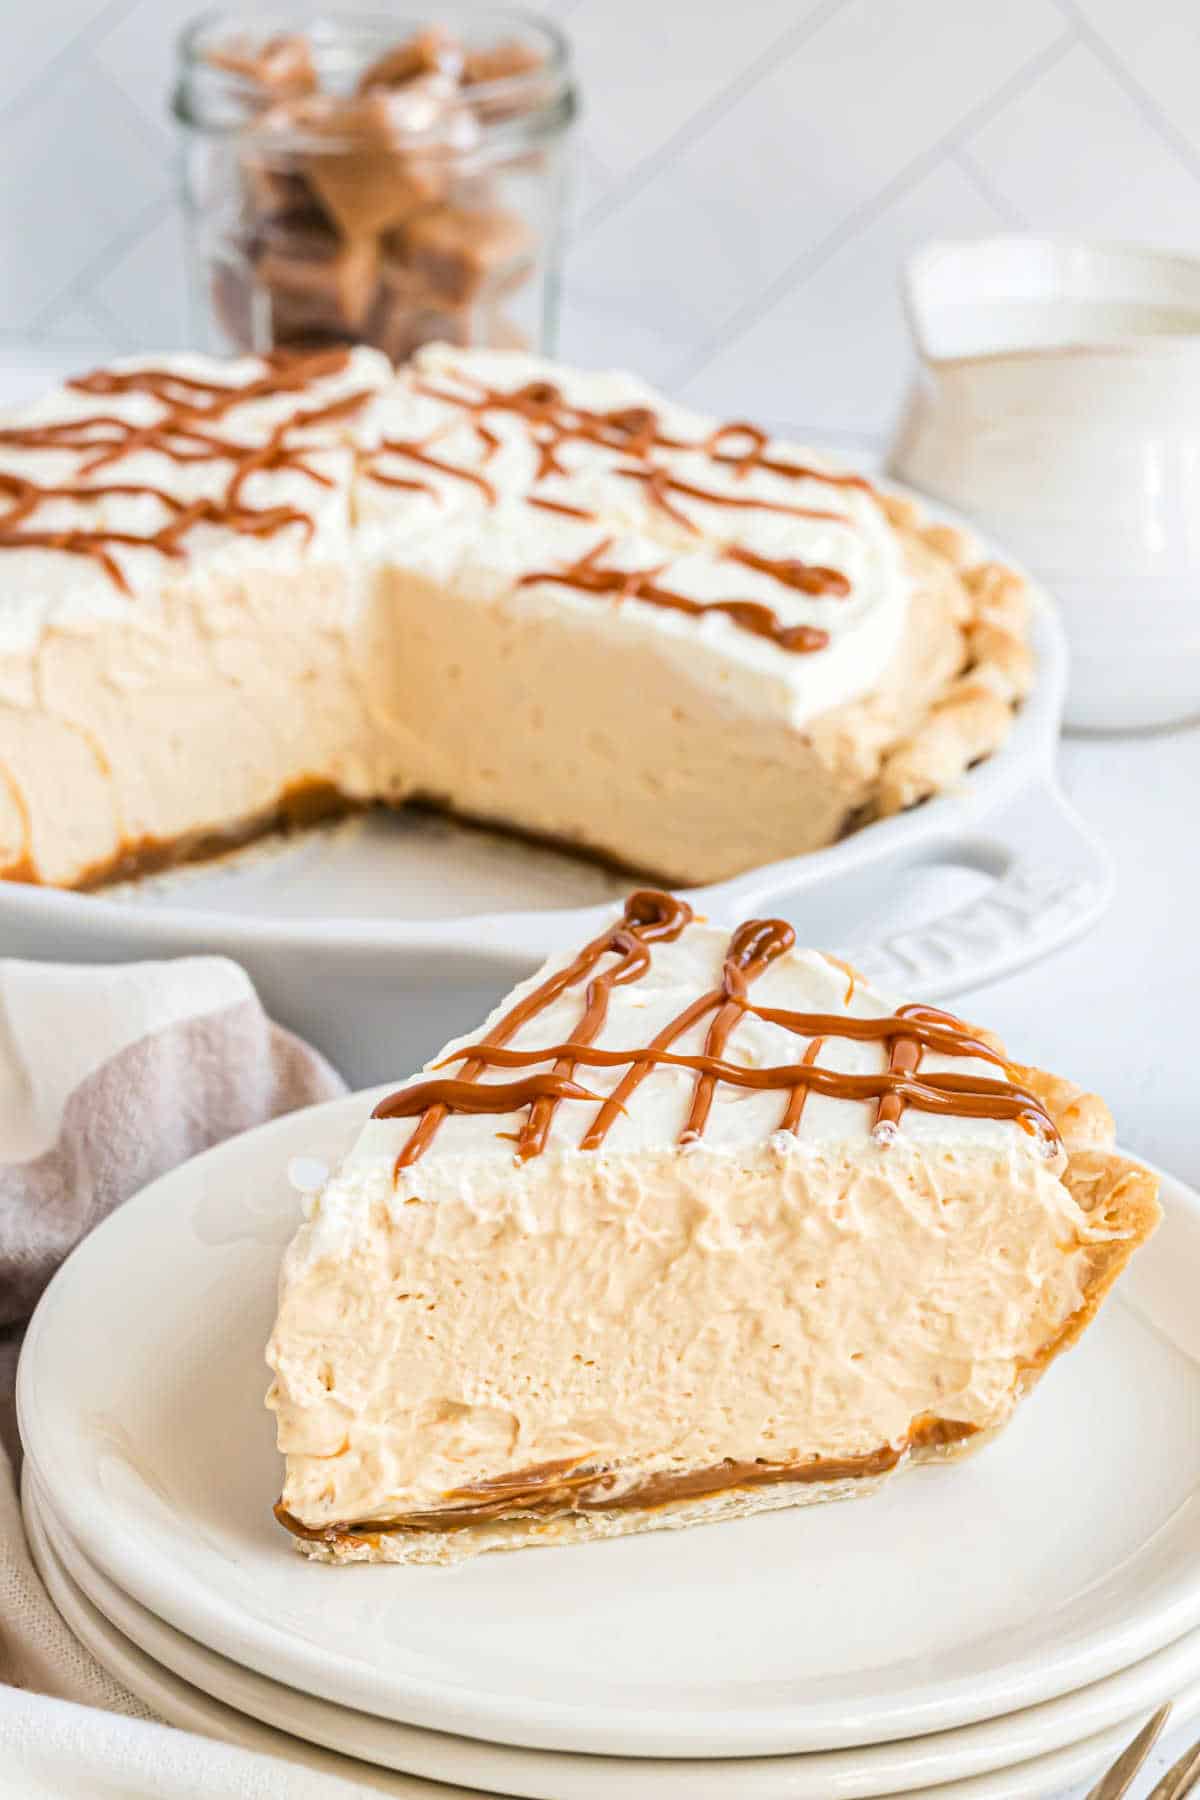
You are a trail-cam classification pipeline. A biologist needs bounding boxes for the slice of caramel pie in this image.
[267,890,1159,1564]
[0,343,1031,890]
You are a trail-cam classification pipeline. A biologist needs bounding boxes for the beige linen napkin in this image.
[0,955,344,1330]
[0,955,423,1796]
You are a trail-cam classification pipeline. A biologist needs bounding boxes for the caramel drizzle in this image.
[421,1037,1032,1124]
[414,373,874,498]
[704,421,875,493]
[681,918,795,1143]
[386,381,853,537]
[780,1038,824,1133]
[413,375,665,475]
[69,351,351,416]
[392,376,861,616]
[877,1011,927,1138]
[375,890,695,1174]
[726,542,850,599]
[0,351,369,587]
[364,473,436,498]
[526,495,596,521]
[374,892,1057,1171]
[474,421,501,461]
[445,1010,1005,1073]
[0,475,312,595]
[618,463,849,531]
[517,539,830,655]
[517,927,651,1160]
[368,438,497,505]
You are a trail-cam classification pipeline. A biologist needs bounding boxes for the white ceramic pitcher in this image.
[888,237,1200,731]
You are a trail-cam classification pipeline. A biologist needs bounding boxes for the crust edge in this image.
[1013,1062,1161,1398]
[286,1428,1003,1566]
[872,496,1035,819]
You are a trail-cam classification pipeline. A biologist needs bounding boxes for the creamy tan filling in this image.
[0,343,978,891]
[267,1138,1091,1531]
[0,537,961,890]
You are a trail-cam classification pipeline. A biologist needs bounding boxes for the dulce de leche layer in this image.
[275,1420,979,1543]
[208,24,544,358]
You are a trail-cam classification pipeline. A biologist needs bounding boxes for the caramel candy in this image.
[375,307,473,366]
[256,219,380,338]
[367,264,531,363]
[290,85,474,241]
[241,159,324,226]
[368,261,471,363]
[357,27,464,93]
[206,23,547,361]
[306,149,445,243]
[208,33,316,98]
[463,39,548,122]
[463,39,544,86]
[396,204,533,304]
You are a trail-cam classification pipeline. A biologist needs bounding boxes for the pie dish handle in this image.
[696,777,1114,1002]
[455,779,1109,1002]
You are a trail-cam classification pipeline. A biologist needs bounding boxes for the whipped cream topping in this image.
[0,348,392,652]
[0,344,909,728]
[361,345,911,721]
[302,909,1065,1261]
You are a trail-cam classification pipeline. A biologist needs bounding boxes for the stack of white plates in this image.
[18,1093,1200,1800]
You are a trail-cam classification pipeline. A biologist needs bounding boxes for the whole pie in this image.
[0,345,1032,889]
[267,890,1158,1564]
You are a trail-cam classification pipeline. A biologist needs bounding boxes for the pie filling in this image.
[266,893,1157,1560]
[1,344,1013,891]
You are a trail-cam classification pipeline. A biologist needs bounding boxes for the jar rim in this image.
[173,4,576,144]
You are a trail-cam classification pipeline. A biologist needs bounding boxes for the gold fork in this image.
[1086,1706,1200,1800]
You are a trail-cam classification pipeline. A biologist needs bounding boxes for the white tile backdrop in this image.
[2,0,1200,445]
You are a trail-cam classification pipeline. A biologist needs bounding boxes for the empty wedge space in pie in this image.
[0,343,1032,891]
[266,890,1159,1564]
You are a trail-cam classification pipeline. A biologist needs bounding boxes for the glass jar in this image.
[172,7,576,362]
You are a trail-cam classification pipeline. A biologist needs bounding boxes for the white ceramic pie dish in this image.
[24,1464,1200,1800]
[0,587,1108,1087]
[18,1092,1200,1761]
[18,1488,454,1800]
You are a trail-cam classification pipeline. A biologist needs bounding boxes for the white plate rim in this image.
[18,1094,1198,1760]
[27,1467,1200,1800]
[24,1475,1200,1800]
[18,1477,467,1800]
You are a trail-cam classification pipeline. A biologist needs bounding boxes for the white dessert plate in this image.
[23,1479,1200,1800]
[28,1466,1200,1800]
[0,584,1110,1089]
[18,1479,483,1800]
[17,1092,1200,1760]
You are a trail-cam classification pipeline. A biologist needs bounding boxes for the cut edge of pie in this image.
[0,347,1034,894]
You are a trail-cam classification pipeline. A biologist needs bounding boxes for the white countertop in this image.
[966,719,1199,1798]
[970,722,1198,1189]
